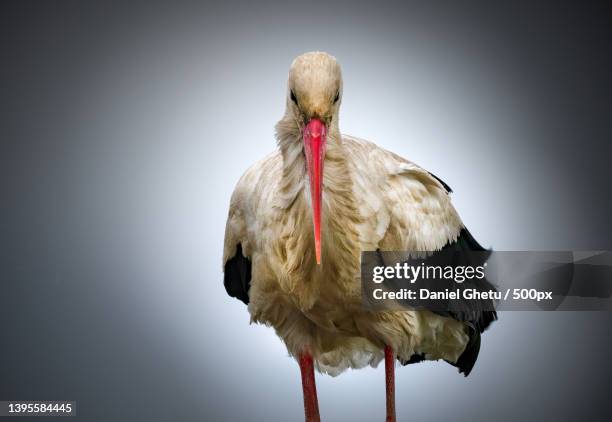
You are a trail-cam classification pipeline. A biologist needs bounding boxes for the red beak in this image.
[303,119,327,265]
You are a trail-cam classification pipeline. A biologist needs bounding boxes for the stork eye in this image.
[290,90,298,104]
[333,91,340,104]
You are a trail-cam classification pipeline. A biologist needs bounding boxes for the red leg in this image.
[299,351,321,422]
[385,345,396,422]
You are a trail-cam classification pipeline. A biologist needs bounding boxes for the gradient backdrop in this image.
[1,1,612,421]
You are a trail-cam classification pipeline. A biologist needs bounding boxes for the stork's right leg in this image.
[299,351,321,422]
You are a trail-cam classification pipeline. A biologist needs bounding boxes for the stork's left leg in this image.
[299,351,321,422]
[385,345,396,422]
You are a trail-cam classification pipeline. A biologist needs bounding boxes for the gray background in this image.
[1,1,611,421]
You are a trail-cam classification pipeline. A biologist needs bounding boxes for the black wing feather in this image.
[224,244,252,305]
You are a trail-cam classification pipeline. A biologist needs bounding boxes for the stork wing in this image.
[222,152,283,306]
[346,136,497,375]
[222,159,262,306]
[430,227,497,375]
[395,227,497,376]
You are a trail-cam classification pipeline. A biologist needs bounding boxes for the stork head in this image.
[287,52,343,126]
[284,52,342,265]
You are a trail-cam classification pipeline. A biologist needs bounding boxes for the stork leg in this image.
[385,345,396,422]
[299,351,321,422]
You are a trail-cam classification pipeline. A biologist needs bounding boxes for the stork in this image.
[223,52,496,422]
